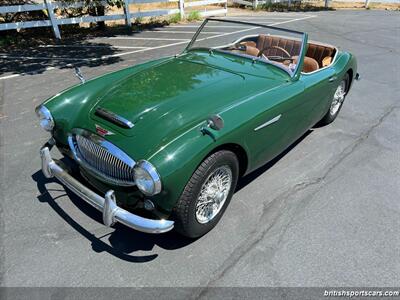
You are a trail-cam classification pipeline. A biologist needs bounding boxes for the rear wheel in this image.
[172,150,239,238]
[318,73,349,126]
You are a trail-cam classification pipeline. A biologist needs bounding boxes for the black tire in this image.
[172,150,239,238]
[318,73,350,126]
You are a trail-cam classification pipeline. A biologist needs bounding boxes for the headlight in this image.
[35,105,55,131]
[133,160,162,196]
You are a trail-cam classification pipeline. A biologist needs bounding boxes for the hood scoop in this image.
[95,107,134,129]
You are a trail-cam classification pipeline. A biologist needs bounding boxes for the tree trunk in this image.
[96,6,106,29]
[88,4,105,29]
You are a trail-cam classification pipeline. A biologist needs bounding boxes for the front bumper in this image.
[39,140,174,234]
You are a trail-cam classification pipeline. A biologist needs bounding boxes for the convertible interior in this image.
[222,34,337,74]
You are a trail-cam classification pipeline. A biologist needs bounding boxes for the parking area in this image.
[1,9,399,292]
[0,13,316,80]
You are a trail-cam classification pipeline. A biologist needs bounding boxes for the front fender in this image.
[147,121,251,213]
[147,125,216,213]
[333,51,358,88]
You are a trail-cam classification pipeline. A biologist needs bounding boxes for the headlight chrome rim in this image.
[35,105,55,132]
[134,160,162,196]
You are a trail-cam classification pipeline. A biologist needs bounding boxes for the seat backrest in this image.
[257,34,302,57]
[306,44,334,68]
[245,46,260,57]
[292,56,319,73]
[300,56,319,73]
[240,41,257,48]
[256,34,334,68]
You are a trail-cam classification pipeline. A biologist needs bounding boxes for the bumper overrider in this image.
[40,140,174,234]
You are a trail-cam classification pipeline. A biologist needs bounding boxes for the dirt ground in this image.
[309,1,399,9]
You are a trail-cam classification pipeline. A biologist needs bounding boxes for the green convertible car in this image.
[38,18,358,238]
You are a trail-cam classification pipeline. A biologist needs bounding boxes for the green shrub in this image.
[187,10,201,22]
[169,13,181,24]
[135,16,144,24]
[149,16,159,23]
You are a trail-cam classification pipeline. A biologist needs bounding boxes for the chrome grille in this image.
[73,134,135,186]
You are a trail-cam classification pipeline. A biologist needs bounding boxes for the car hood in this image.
[68,52,289,158]
[91,58,238,138]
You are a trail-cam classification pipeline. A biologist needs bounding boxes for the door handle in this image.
[328,76,337,82]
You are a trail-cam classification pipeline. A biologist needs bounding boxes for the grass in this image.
[187,10,201,22]
[135,16,144,24]
[168,13,181,24]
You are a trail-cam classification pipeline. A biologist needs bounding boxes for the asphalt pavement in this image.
[0,9,399,295]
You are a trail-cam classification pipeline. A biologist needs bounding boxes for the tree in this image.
[0,1,48,24]
[57,0,124,28]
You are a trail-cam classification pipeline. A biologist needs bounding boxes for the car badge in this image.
[95,124,114,136]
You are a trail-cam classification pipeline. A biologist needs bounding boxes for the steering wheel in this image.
[258,45,291,59]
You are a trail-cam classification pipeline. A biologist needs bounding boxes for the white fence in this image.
[0,0,227,39]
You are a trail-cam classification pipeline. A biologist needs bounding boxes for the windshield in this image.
[185,18,306,77]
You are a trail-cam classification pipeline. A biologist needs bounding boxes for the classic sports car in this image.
[37,18,358,238]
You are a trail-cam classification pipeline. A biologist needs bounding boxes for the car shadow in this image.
[32,170,194,263]
[31,129,312,263]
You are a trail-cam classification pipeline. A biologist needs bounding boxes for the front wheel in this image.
[318,73,349,126]
[172,150,239,238]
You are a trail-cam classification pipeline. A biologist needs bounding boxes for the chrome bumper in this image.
[40,142,174,234]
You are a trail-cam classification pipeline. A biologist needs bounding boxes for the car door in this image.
[244,34,317,171]
[299,66,338,127]
[244,79,316,172]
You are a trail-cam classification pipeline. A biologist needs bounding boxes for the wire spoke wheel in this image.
[173,150,239,238]
[330,80,346,116]
[195,165,233,224]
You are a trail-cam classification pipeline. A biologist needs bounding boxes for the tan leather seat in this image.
[257,34,302,57]
[245,46,260,57]
[255,34,334,68]
[240,41,257,48]
[322,56,332,67]
[306,44,334,67]
[293,56,319,73]
[240,35,332,72]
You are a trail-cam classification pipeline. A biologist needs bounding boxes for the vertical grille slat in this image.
[74,134,135,185]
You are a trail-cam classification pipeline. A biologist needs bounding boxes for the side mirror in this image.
[207,115,224,131]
